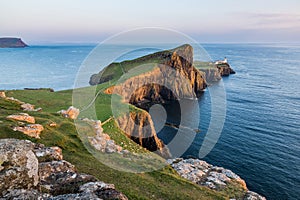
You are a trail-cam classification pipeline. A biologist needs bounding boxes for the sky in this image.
[1,0,300,43]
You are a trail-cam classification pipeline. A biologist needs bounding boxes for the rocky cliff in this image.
[115,110,170,157]
[216,63,236,76]
[104,45,207,107]
[199,68,222,83]
[100,45,206,155]
[0,37,28,48]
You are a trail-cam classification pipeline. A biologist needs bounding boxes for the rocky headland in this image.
[91,44,235,155]
[0,37,28,48]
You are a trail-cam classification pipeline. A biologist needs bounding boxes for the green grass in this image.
[0,85,246,200]
[194,61,216,69]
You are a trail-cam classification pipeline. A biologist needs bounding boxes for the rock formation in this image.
[102,44,207,105]
[58,106,80,120]
[116,111,170,157]
[13,124,44,139]
[3,95,41,112]
[216,63,236,76]
[94,45,205,156]
[6,113,44,138]
[0,37,28,48]
[198,68,222,83]
[0,92,6,98]
[7,113,36,124]
[84,119,123,153]
[0,139,128,200]
[168,158,266,200]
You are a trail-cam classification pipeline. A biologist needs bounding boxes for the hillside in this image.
[0,88,243,199]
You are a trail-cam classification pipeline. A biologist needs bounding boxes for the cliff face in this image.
[199,68,222,84]
[105,44,207,108]
[99,45,207,155]
[116,110,170,158]
[0,38,28,48]
[216,63,236,76]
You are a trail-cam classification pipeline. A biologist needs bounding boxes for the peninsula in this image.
[0,37,28,48]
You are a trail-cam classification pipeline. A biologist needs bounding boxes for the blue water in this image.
[0,44,299,199]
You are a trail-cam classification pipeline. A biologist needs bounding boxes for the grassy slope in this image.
[0,89,236,200]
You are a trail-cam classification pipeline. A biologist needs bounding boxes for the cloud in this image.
[234,12,300,30]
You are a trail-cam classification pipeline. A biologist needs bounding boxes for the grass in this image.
[193,61,216,69]
[0,88,241,199]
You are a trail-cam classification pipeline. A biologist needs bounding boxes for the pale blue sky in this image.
[1,0,300,43]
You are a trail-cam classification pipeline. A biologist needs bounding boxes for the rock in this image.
[244,191,266,200]
[88,133,123,154]
[13,124,44,139]
[79,182,128,200]
[116,111,170,158]
[85,119,123,154]
[169,158,265,199]
[0,139,39,194]
[38,160,96,195]
[2,189,51,199]
[34,144,63,162]
[216,63,236,76]
[58,106,80,120]
[5,96,25,104]
[21,103,35,111]
[0,37,28,48]
[0,139,128,200]
[39,160,76,182]
[0,92,5,98]
[49,122,57,127]
[7,113,35,123]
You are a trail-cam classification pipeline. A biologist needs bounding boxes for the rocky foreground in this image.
[168,158,266,200]
[0,139,128,200]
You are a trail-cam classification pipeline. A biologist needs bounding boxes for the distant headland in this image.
[0,37,28,48]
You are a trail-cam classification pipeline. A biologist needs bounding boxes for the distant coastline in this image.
[0,37,28,48]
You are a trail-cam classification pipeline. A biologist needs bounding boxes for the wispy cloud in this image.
[234,12,300,30]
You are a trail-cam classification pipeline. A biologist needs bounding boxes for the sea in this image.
[0,43,299,199]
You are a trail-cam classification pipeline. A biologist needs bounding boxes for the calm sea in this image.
[0,43,299,199]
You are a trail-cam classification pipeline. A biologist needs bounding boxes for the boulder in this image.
[0,139,39,194]
[6,113,35,123]
[58,106,80,120]
[0,139,128,199]
[13,124,44,139]
[0,92,5,98]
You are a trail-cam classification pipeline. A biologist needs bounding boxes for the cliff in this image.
[0,37,28,48]
[194,61,235,84]
[216,63,236,76]
[115,110,170,157]
[103,44,207,107]
[99,45,206,154]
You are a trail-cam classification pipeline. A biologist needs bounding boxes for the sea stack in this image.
[0,37,28,48]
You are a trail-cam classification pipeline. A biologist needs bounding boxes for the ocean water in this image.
[0,43,299,199]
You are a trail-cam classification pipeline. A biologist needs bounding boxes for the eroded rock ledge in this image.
[168,158,266,200]
[0,139,128,200]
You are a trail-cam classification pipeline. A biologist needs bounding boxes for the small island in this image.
[0,37,28,48]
